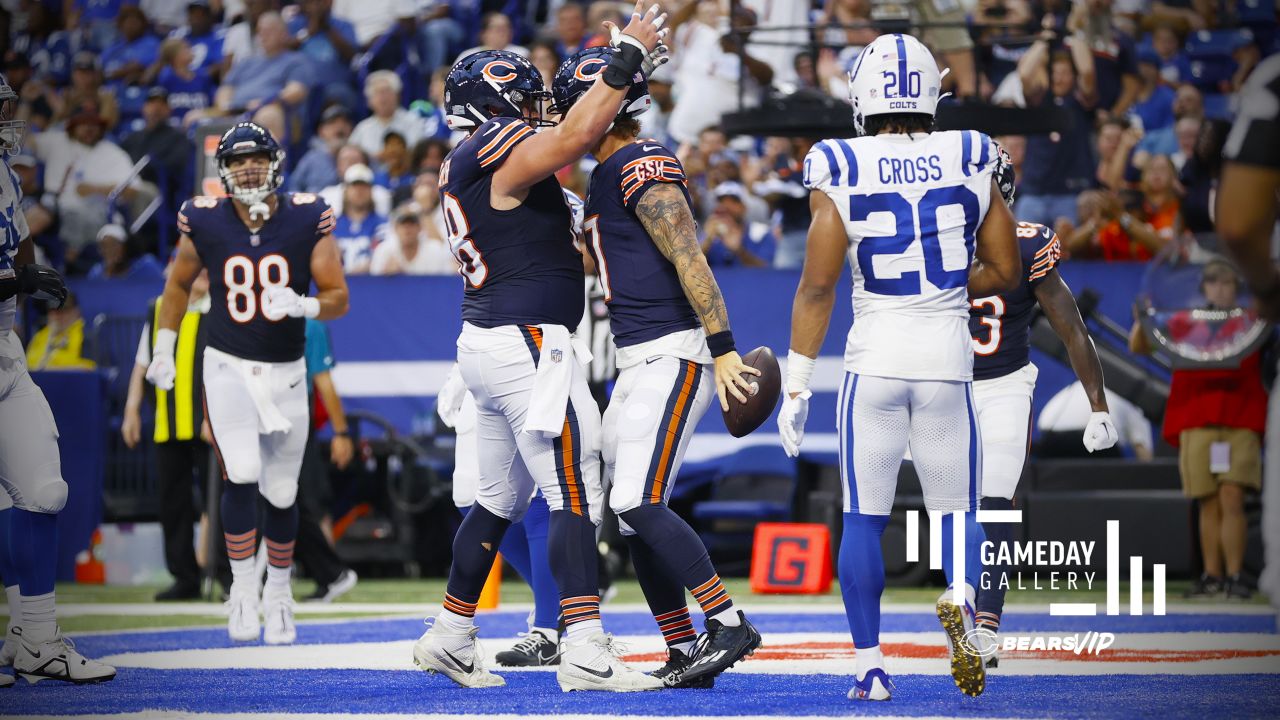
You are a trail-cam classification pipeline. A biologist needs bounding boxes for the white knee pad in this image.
[476,490,532,523]
[258,476,298,509]
[221,453,262,486]
[15,477,68,514]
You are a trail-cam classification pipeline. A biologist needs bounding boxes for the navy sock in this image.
[940,510,984,593]
[443,504,511,617]
[840,512,888,649]
[548,508,601,630]
[975,496,1014,629]
[522,495,560,630]
[222,482,259,563]
[10,509,56,597]
[262,502,298,572]
[620,504,733,618]
[0,507,16,588]
[463,504,534,588]
[625,533,696,648]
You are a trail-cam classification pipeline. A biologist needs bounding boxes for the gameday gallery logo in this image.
[906,511,1167,658]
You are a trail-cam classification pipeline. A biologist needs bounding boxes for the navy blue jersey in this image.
[970,221,1062,381]
[179,192,333,363]
[439,116,583,330]
[583,139,699,347]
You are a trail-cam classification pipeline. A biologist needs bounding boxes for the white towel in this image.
[522,324,592,439]
[242,360,292,434]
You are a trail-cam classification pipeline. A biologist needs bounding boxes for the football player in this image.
[968,147,1117,663]
[146,122,350,646]
[777,34,1021,700]
[550,46,762,688]
[1217,54,1280,616]
[411,3,669,692]
[0,73,116,686]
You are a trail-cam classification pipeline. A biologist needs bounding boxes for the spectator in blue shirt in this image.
[1078,0,1139,118]
[1136,84,1204,161]
[1131,51,1176,132]
[289,105,353,193]
[702,182,775,268]
[87,224,165,280]
[156,37,216,120]
[171,0,225,80]
[1151,23,1190,86]
[373,131,415,197]
[331,164,387,274]
[100,5,160,88]
[206,11,311,142]
[72,0,137,50]
[287,0,360,108]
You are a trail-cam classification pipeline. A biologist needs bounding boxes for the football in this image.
[722,346,782,438]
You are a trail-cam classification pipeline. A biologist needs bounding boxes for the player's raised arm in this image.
[635,181,759,410]
[146,234,203,390]
[493,2,667,196]
[307,233,350,320]
[968,180,1020,298]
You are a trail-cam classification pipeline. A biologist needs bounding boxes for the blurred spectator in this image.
[973,0,1036,89]
[416,1,465,76]
[666,0,772,145]
[746,137,810,269]
[412,137,451,175]
[373,130,414,196]
[53,52,120,128]
[1135,84,1203,162]
[121,88,194,190]
[1078,0,1139,117]
[1015,22,1097,226]
[1129,260,1265,600]
[1070,155,1180,260]
[156,37,217,119]
[1178,118,1230,236]
[819,0,880,95]
[209,11,311,142]
[1150,23,1190,85]
[1037,380,1154,459]
[25,291,95,371]
[742,0,811,88]
[350,71,422,157]
[10,155,56,257]
[221,0,275,69]
[1171,115,1202,170]
[548,2,588,58]
[1131,51,1176,132]
[140,0,188,34]
[1096,116,1141,190]
[171,0,226,79]
[370,206,455,275]
[88,223,165,280]
[331,0,414,50]
[320,144,393,215]
[331,164,386,274]
[410,170,447,238]
[285,0,359,108]
[457,12,529,61]
[12,5,65,85]
[701,182,775,268]
[996,134,1026,185]
[638,74,675,147]
[100,5,161,88]
[289,105,352,193]
[69,0,127,50]
[911,0,979,100]
[529,39,564,88]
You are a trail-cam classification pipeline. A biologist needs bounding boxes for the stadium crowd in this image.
[0,0,1273,279]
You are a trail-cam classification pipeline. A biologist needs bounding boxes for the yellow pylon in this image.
[477,553,502,609]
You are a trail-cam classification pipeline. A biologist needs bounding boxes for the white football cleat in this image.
[226,583,261,642]
[936,586,985,697]
[0,671,12,687]
[848,667,893,701]
[262,587,297,646]
[0,625,17,667]
[557,633,664,692]
[14,627,116,684]
[412,618,504,688]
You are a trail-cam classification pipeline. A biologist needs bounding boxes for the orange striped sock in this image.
[691,574,736,623]
[655,607,697,650]
[561,595,602,643]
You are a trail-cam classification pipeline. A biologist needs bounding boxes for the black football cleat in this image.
[650,647,714,688]
[679,611,762,684]
[495,629,560,667]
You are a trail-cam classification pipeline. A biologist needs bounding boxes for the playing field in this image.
[3,579,1279,719]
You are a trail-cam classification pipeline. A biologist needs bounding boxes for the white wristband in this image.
[154,328,177,357]
[301,296,321,319]
[785,350,816,395]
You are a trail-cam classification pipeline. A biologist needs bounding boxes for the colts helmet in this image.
[994,143,1016,208]
[215,122,285,215]
[550,47,650,120]
[847,34,945,136]
[0,73,25,156]
[444,50,551,130]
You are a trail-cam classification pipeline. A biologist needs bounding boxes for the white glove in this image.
[262,286,320,320]
[1083,411,1119,453]
[777,390,811,458]
[146,328,177,390]
[607,19,671,79]
[437,364,467,429]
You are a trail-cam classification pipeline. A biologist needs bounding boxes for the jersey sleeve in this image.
[1021,222,1062,287]
[474,116,537,171]
[803,141,836,191]
[297,193,336,237]
[963,130,998,179]
[619,144,688,211]
[1224,54,1280,169]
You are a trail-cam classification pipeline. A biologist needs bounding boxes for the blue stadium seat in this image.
[1185,28,1254,59]
[1236,0,1277,25]
[1186,56,1238,90]
[693,445,798,523]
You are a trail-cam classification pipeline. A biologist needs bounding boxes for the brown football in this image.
[722,346,782,438]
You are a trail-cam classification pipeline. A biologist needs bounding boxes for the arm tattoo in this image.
[635,183,730,335]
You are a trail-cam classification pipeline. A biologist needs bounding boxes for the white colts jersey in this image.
[0,163,29,333]
[803,130,999,382]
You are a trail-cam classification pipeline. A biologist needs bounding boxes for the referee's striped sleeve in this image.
[1224,54,1280,170]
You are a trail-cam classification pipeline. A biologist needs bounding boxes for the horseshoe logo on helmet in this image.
[482,60,519,83]
[573,57,609,82]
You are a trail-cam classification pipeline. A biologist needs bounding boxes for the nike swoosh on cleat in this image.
[442,649,474,675]
[572,663,613,679]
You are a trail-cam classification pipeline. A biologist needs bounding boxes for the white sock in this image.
[20,592,56,643]
[564,619,602,646]
[265,565,292,594]
[708,607,741,627]
[4,585,19,629]
[230,558,257,587]
[436,608,474,634]
[855,645,884,680]
[530,626,558,640]
[672,638,697,656]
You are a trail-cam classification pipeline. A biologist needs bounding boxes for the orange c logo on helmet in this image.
[573,58,609,81]
[482,60,519,83]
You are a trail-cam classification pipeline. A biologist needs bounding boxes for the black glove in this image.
[1,264,68,307]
